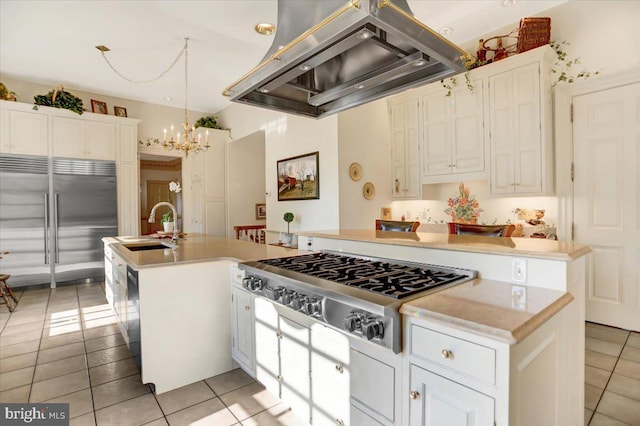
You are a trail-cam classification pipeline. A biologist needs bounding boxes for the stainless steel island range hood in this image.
[223,0,474,119]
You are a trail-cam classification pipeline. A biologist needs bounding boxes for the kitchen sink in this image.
[123,242,171,251]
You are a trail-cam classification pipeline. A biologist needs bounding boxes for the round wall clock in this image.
[349,162,362,181]
[363,182,375,200]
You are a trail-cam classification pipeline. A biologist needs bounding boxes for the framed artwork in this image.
[277,151,319,201]
[113,106,127,117]
[381,207,392,220]
[255,203,266,220]
[91,99,108,114]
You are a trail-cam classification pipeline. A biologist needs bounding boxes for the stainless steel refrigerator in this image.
[0,154,118,287]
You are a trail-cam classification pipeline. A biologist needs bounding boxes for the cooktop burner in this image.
[256,252,468,299]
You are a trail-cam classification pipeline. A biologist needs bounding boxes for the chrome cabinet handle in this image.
[335,364,344,374]
[277,375,283,382]
[44,193,49,265]
[336,420,344,426]
[54,193,59,264]
[410,390,420,400]
[441,349,453,359]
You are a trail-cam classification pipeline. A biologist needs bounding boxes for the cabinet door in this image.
[254,298,280,398]
[390,102,407,199]
[118,125,138,163]
[231,286,254,373]
[404,100,420,198]
[86,121,116,160]
[8,110,49,156]
[389,99,420,198]
[204,135,226,200]
[117,162,139,236]
[489,70,516,194]
[408,364,494,426]
[421,92,451,176]
[311,325,350,426]
[452,80,485,174]
[52,116,86,158]
[280,316,311,423]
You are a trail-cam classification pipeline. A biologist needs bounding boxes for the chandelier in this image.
[97,37,210,157]
[162,38,209,157]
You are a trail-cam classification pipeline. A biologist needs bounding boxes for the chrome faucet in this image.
[148,202,179,248]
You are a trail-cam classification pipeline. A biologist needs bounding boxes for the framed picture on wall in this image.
[91,99,108,114]
[113,106,127,117]
[255,203,266,220]
[277,151,319,201]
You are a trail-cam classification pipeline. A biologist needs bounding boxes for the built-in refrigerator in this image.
[0,154,118,287]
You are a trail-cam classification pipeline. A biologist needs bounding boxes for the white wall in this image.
[227,130,266,237]
[337,0,640,234]
[216,104,339,238]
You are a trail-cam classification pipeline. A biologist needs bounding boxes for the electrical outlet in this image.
[512,258,527,283]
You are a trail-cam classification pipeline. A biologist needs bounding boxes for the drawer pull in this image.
[277,375,283,382]
[118,263,123,267]
[409,390,420,400]
[244,306,251,311]
[336,420,344,426]
[335,364,344,374]
[114,280,120,285]
[441,349,453,359]
[276,331,283,339]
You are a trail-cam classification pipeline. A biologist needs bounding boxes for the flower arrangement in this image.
[169,181,182,193]
[444,182,483,223]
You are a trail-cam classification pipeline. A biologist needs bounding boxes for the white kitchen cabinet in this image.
[117,162,139,237]
[118,125,138,163]
[487,46,555,195]
[0,104,48,156]
[52,116,117,160]
[408,363,494,426]
[104,245,128,344]
[231,285,255,375]
[280,316,311,422]
[389,95,420,199]
[254,297,282,397]
[421,79,485,183]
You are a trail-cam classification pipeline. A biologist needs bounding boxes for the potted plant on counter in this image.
[283,212,295,246]
[161,212,174,233]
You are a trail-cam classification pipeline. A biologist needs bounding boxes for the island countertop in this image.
[297,229,591,261]
[104,235,301,270]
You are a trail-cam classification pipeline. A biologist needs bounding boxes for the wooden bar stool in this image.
[0,251,18,312]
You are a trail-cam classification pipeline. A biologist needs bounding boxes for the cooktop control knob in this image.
[362,318,385,341]
[303,298,321,316]
[291,294,304,310]
[264,286,283,301]
[344,311,364,333]
[242,276,254,289]
[249,278,264,291]
[281,290,295,305]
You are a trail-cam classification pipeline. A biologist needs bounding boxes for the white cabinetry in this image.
[0,103,49,155]
[230,265,255,376]
[389,96,420,199]
[52,116,117,160]
[487,46,555,195]
[421,79,485,183]
[116,124,139,236]
[104,243,128,344]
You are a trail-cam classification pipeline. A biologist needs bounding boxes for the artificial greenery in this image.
[34,87,84,115]
[195,115,225,129]
[0,82,17,101]
[138,137,161,146]
[283,212,294,234]
[549,41,600,85]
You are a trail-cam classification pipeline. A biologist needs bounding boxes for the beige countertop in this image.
[105,235,301,270]
[401,279,573,344]
[298,229,591,261]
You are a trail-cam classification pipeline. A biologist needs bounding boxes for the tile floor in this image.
[0,282,308,426]
[1,283,638,425]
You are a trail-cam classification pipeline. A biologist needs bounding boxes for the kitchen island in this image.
[102,235,299,394]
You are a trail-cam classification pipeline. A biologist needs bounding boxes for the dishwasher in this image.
[127,266,141,369]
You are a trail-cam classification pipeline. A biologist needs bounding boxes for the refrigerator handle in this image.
[44,193,49,265]
[54,192,60,264]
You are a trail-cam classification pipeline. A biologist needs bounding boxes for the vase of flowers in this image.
[444,182,483,223]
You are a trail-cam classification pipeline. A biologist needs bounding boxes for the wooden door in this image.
[573,82,640,331]
[145,180,176,234]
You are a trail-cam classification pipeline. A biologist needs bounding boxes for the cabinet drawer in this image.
[350,348,396,422]
[111,252,127,279]
[230,264,245,285]
[409,324,495,385]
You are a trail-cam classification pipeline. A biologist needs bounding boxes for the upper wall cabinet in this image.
[389,95,421,199]
[52,117,117,160]
[421,78,485,183]
[487,46,555,195]
[0,106,49,156]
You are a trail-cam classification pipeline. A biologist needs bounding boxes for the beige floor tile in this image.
[626,333,640,349]
[89,357,139,387]
[84,333,125,353]
[605,373,640,403]
[0,318,44,337]
[155,380,216,415]
[585,383,604,411]
[220,382,281,421]
[82,323,120,341]
[34,354,87,382]
[585,408,594,426]
[47,301,80,313]
[620,346,640,363]
[0,351,38,373]
[45,388,94,419]
[95,393,163,426]
[0,366,34,391]
[44,312,82,329]
[0,328,43,347]
[586,350,619,372]
[241,402,310,426]
[43,322,84,337]
[82,316,117,330]
[40,330,84,350]
[614,359,640,381]
[30,369,90,402]
[92,374,150,410]
[166,397,238,426]
[586,365,612,389]
[205,368,255,396]
[0,339,40,359]
[37,341,85,365]
[4,313,45,327]
[144,418,169,426]
[70,412,96,426]
[0,384,30,403]
[589,413,632,425]
[586,338,624,357]
[586,326,630,346]
[86,344,132,368]
[81,308,114,322]
[596,391,640,425]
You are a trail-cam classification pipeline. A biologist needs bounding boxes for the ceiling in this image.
[0,0,565,115]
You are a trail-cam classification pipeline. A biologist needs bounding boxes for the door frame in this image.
[553,67,640,242]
